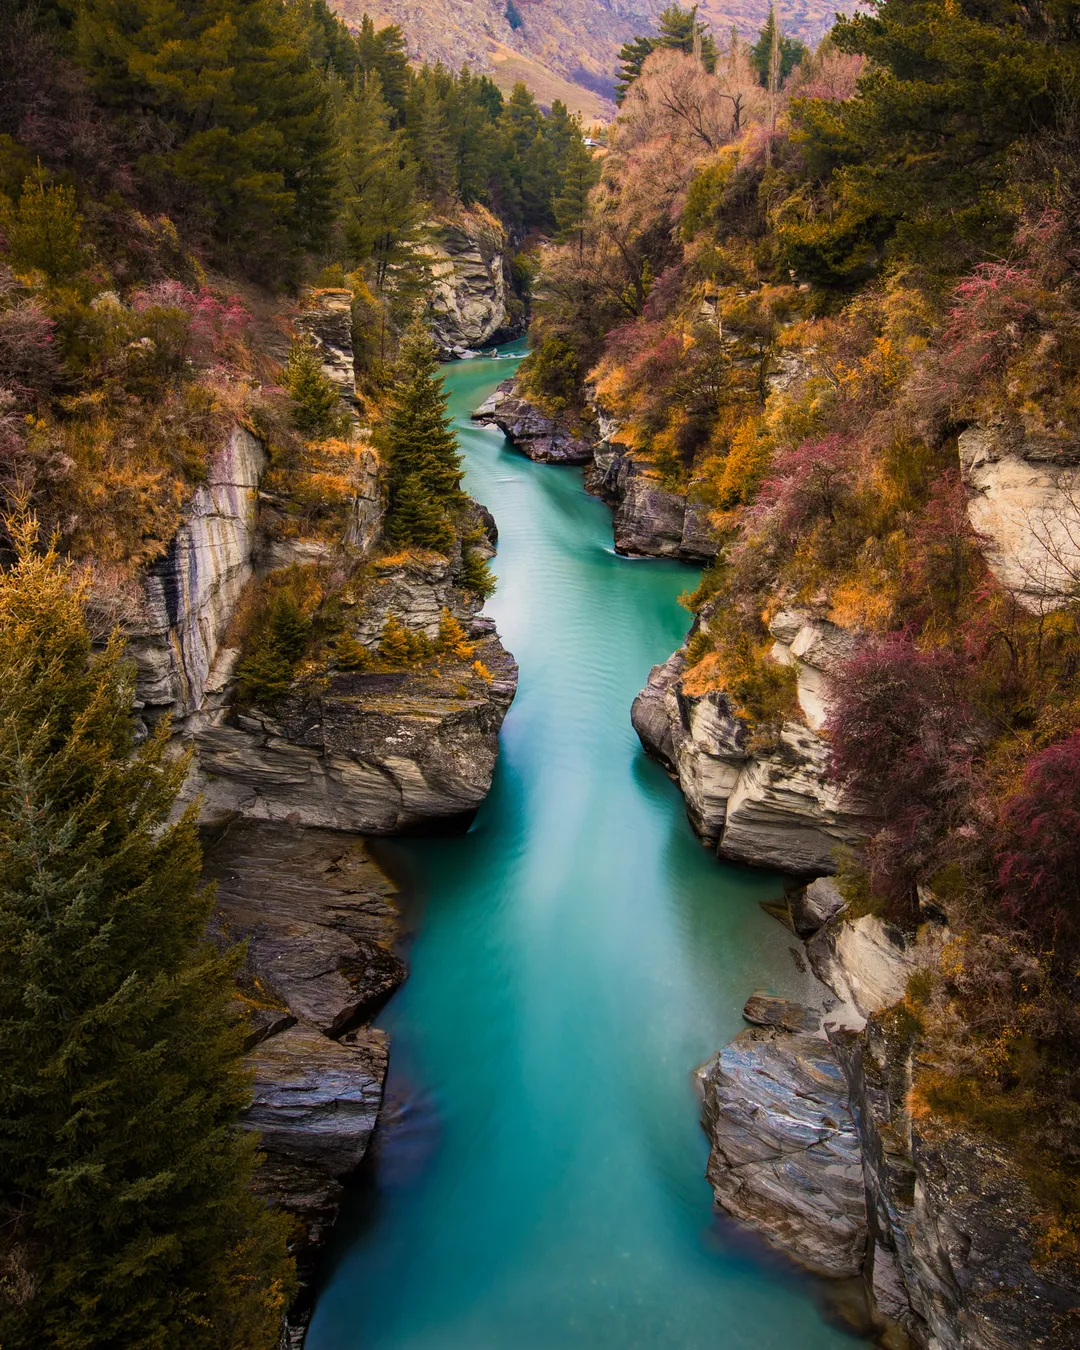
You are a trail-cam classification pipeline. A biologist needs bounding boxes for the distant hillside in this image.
[336,0,843,121]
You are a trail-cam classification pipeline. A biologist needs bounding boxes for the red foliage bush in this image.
[827,631,976,910]
[996,732,1080,953]
[0,293,57,406]
[750,433,856,547]
[128,283,252,369]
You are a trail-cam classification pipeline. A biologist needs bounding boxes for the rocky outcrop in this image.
[959,425,1080,611]
[631,649,873,873]
[767,608,858,733]
[588,438,720,561]
[194,551,517,833]
[127,427,265,727]
[294,288,358,409]
[422,207,520,355]
[832,1011,1080,1350]
[702,1022,868,1279]
[472,379,594,463]
[203,821,406,1325]
[702,867,1080,1349]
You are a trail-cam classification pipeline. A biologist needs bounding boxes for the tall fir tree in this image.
[0,517,294,1350]
[381,322,464,552]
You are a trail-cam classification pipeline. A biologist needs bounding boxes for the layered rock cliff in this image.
[204,821,406,1340]
[631,623,873,874]
[699,870,1080,1348]
[422,207,522,357]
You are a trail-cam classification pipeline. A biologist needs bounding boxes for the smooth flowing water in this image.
[306,346,860,1350]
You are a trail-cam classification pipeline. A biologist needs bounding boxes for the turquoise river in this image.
[306,344,861,1350]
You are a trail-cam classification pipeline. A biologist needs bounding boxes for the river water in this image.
[306,345,860,1350]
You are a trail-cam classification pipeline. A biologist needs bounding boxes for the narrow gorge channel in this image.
[306,345,862,1350]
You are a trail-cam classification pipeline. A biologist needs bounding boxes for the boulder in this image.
[742,991,821,1034]
[701,1026,867,1278]
[790,876,847,938]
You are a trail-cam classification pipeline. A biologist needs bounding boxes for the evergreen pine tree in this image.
[385,473,454,553]
[285,335,346,438]
[381,322,464,552]
[553,131,600,249]
[0,516,294,1350]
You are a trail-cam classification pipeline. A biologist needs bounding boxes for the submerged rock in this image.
[701,1024,867,1278]
[472,379,595,464]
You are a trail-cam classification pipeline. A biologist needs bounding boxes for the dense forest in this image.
[524,0,1080,1260]
[0,0,589,1343]
[3,0,1080,1344]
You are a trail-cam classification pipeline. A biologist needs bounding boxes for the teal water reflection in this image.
[305,344,860,1350]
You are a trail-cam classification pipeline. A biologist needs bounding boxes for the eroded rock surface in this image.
[127,427,265,725]
[203,823,405,1328]
[473,379,594,463]
[423,208,518,354]
[294,288,357,409]
[632,652,872,872]
[589,440,720,561]
[832,1012,1080,1350]
[960,425,1080,610]
[701,1023,867,1278]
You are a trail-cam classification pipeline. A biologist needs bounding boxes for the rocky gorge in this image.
[116,290,518,1337]
[472,379,721,560]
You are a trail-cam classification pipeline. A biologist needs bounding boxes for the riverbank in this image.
[305,345,865,1350]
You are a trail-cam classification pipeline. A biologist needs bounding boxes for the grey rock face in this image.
[588,439,720,560]
[831,1015,1080,1350]
[701,1024,868,1278]
[422,210,518,352]
[203,824,405,1316]
[959,424,1080,611]
[472,379,594,463]
[126,427,265,725]
[632,655,872,872]
[206,821,404,1037]
[196,633,516,833]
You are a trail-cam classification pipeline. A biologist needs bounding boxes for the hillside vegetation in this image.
[0,0,588,1342]
[525,0,1080,1255]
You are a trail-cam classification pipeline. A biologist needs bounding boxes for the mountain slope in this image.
[340,0,843,119]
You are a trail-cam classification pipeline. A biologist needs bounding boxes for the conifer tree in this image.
[381,321,464,552]
[285,335,346,438]
[553,132,600,249]
[384,473,454,553]
[0,517,294,1349]
[378,613,414,664]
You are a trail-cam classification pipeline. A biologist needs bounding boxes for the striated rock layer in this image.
[127,426,265,726]
[631,647,873,874]
[203,822,406,1335]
